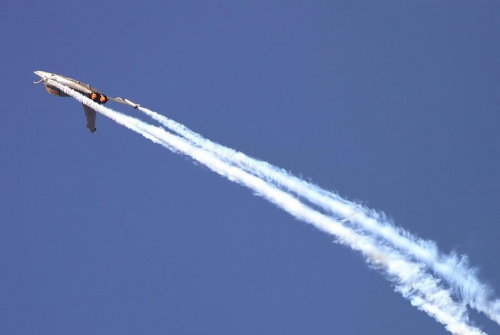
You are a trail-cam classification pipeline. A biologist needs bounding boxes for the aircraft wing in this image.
[109,97,140,109]
[82,104,97,133]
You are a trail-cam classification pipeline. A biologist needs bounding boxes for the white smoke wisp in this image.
[49,80,487,334]
[137,106,500,325]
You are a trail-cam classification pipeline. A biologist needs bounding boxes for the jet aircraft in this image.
[34,71,139,133]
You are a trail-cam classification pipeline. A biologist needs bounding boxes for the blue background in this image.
[1,1,499,334]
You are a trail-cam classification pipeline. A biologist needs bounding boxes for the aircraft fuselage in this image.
[34,70,140,133]
[34,71,106,102]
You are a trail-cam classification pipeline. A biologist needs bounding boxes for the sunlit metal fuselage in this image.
[34,71,108,133]
[34,70,140,133]
[35,70,97,98]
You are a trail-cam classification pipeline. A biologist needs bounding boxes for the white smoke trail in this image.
[137,106,500,325]
[48,80,487,334]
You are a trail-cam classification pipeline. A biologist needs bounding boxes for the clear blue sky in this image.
[1,1,499,334]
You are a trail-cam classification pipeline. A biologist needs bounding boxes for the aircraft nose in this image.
[34,70,51,78]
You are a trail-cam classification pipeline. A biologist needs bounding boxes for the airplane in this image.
[34,70,139,133]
